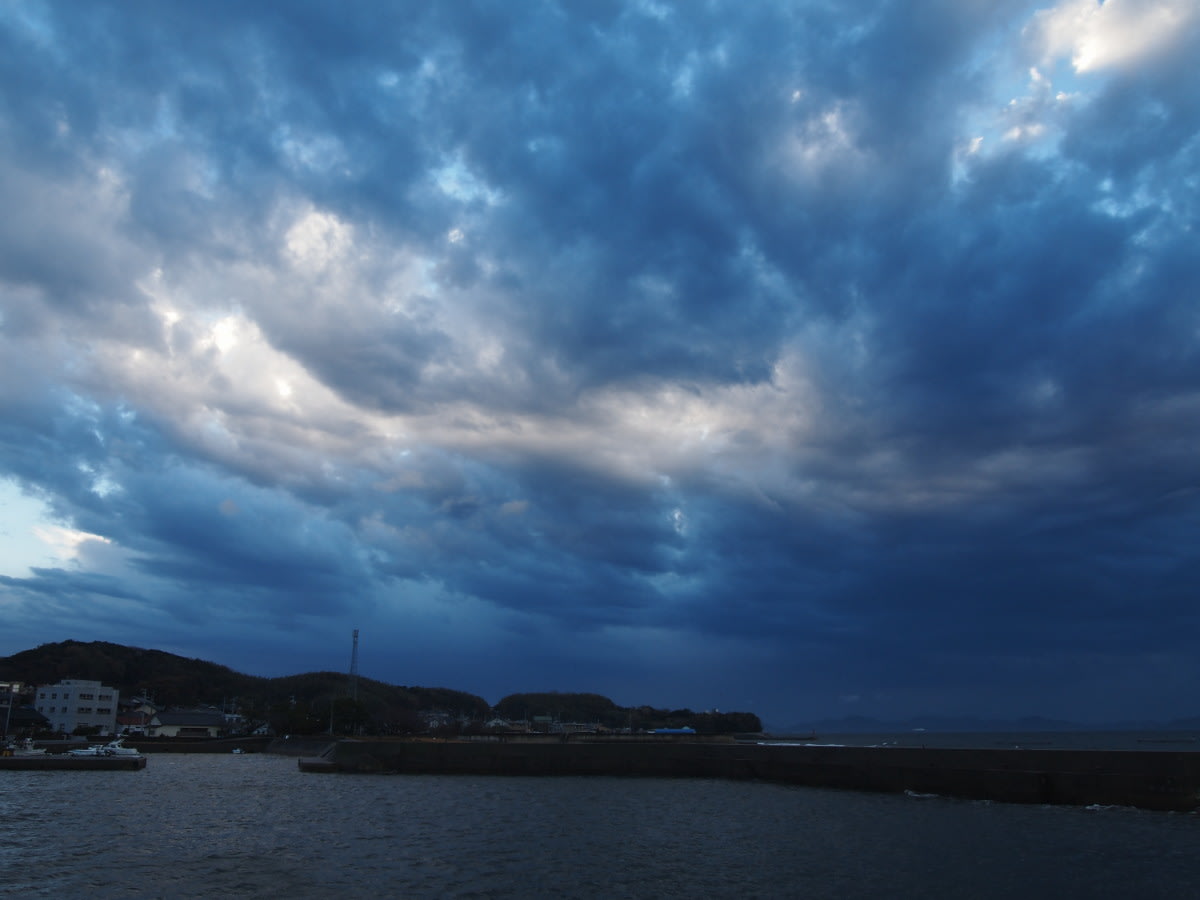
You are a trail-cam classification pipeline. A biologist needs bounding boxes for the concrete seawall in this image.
[265,736,337,757]
[124,735,276,754]
[299,738,1200,812]
[0,754,147,771]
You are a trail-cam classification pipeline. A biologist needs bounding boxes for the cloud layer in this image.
[2,0,1198,725]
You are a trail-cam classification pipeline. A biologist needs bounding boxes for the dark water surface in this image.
[2,752,1198,898]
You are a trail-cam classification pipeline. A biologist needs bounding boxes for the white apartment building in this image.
[35,679,119,736]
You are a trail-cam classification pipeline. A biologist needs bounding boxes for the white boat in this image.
[68,738,143,758]
[99,737,142,757]
[2,738,47,757]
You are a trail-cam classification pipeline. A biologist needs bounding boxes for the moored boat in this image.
[68,737,143,758]
[2,738,47,757]
[100,737,142,758]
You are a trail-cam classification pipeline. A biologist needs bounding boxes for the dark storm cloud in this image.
[1,0,1198,724]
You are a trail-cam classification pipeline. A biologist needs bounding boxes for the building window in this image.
[77,707,93,714]
[99,694,112,701]
[51,693,57,699]
[97,708,111,714]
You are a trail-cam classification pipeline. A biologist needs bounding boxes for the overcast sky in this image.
[2,0,1198,727]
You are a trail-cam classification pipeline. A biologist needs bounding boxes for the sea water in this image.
[1,751,1198,898]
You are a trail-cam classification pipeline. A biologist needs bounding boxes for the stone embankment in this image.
[124,735,275,754]
[0,754,147,770]
[299,737,1200,812]
[266,735,337,757]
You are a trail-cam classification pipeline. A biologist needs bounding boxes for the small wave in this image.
[904,790,942,800]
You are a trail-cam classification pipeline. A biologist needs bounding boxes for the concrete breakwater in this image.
[123,735,320,755]
[266,736,337,757]
[0,754,147,771]
[123,735,275,754]
[299,738,1200,812]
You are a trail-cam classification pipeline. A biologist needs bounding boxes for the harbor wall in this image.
[123,735,275,754]
[265,736,337,757]
[301,739,1200,812]
[0,754,146,770]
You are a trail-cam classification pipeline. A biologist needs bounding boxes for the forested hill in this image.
[495,691,762,734]
[0,640,490,726]
[1,640,762,734]
[0,640,265,706]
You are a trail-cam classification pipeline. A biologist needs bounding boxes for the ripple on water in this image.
[3,754,1200,898]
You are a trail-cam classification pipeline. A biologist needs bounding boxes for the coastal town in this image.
[2,676,751,747]
[3,678,241,741]
[0,640,763,751]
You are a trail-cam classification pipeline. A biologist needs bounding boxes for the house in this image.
[222,711,246,733]
[149,711,226,738]
[34,679,119,736]
[117,694,158,735]
[117,710,154,735]
[123,694,159,717]
[424,711,454,731]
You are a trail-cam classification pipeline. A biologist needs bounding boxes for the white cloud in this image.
[285,208,354,271]
[781,102,868,181]
[1031,0,1198,73]
[31,524,111,559]
[433,156,503,206]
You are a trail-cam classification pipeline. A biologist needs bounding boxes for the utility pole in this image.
[2,685,13,739]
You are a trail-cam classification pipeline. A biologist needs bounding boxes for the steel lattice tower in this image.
[348,628,359,703]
